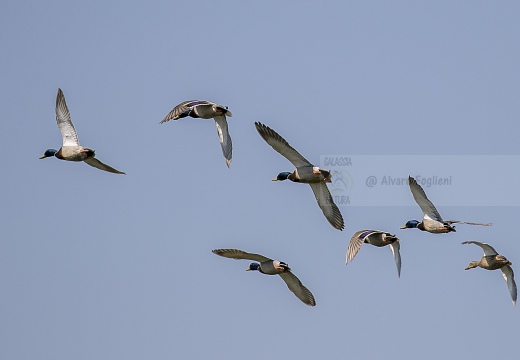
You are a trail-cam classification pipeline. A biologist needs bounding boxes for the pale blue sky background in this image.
[1,1,519,359]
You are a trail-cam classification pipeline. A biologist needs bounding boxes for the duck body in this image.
[41,147,96,162]
[58,147,93,161]
[255,122,344,231]
[467,255,510,271]
[275,167,332,184]
[346,230,401,277]
[161,100,232,121]
[212,249,316,306]
[421,218,457,233]
[361,230,399,247]
[462,241,517,306]
[160,100,233,167]
[401,218,456,233]
[40,89,125,174]
[248,259,291,275]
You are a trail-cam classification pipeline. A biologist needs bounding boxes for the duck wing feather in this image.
[279,272,316,306]
[408,176,444,222]
[309,182,344,230]
[84,158,125,174]
[212,249,270,263]
[214,115,232,168]
[461,241,498,256]
[501,265,517,306]
[254,122,312,168]
[55,88,80,147]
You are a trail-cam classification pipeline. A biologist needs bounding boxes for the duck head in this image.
[272,172,292,181]
[39,149,58,159]
[400,220,420,229]
[246,263,260,271]
[465,261,481,270]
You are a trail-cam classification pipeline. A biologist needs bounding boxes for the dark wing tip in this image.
[408,176,419,188]
[160,113,175,124]
[56,88,65,105]
[254,121,270,140]
[408,175,421,189]
[306,294,317,306]
[281,272,317,307]
[461,241,478,245]
[254,122,283,144]
[330,205,345,231]
[212,249,227,256]
[300,284,316,306]
[212,249,244,259]
[327,214,344,230]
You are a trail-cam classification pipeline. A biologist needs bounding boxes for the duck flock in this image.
[40,88,517,307]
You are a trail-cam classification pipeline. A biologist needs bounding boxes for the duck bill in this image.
[399,225,407,229]
[272,177,279,181]
[39,154,47,159]
[245,267,251,271]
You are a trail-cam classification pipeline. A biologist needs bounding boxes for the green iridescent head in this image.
[39,149,58,159]
[272,172,292,181]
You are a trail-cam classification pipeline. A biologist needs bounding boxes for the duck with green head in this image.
[401,176,490,233]
[212,249,316,306]
[254,122,344,231]
[40,88,125,174]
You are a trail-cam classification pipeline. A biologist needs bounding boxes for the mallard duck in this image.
[254,122,344,231]
[401,176,490,233]
[346,230,401,277]
[212,249,316,306]
[462,241,517,306]
[160,100,233,168]
[39,88,125,174]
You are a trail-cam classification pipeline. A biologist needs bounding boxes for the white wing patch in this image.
[501,266,517,306]
[215,121,224,142]
[55,89,80,146]
[214,116,232,168]
[389,241,401,278]
[424,214,433,221]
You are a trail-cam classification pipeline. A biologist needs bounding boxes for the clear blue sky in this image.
[1,1,519,359]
